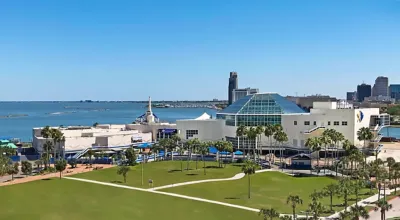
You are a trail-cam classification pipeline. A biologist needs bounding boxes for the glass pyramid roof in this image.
[219,93,306,115]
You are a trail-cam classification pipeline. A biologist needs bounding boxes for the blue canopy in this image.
[208,146,217,154]
[137,142,152,148]
[234,150,243,155]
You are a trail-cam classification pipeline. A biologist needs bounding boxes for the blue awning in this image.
[208,146,217,154]
[234,150,243,155]
[137,142,152,148]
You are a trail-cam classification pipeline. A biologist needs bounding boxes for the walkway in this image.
[64,176,307,218]
[328,188,399,219]
[149,169,272,191]
[365,197,400,220]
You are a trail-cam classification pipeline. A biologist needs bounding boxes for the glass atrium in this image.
[217,93,306,126]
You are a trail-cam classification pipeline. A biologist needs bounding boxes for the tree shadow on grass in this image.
[41,178,52,181]
[168,169,182,173]
[186,173,198,176]
[232,164,243,167]
[111,180,122,184]
[225,197,240,200]
[204,166,222,169]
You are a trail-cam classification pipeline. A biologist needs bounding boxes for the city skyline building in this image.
[357,83,372,102]
[228,71,238,105]
[390,84,400,101]
[372,76,389,97]
[346,91,356,101]
[232,87,259,103]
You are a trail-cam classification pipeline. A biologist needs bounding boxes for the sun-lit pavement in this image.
[362,197,400,220]
[328,187,398,219]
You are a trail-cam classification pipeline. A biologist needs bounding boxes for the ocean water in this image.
[0,102,217,141]
[1,102,400,142]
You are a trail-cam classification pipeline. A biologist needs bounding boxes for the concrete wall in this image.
[282,108,380,148]
[176,119,224,141]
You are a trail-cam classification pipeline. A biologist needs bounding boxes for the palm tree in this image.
[255,125,264,160]
[274,130,288,169]
[338,211,351,220]
[198,142,209,175]
[185,138,200,170]
[151,142,162,162]
[322,183,338,212]
[286,195,302,220]
[319,134,331,173]
[177,144,185,172]
[43,141,53,169]
[86,149,94,168]
[376,199,393,220]
[223,141,233,168]
[386,157,396,184]
[259,208,280,220]
[236,125,247,152]
[214,140,225,168]
[308,199,324,220]
[348,205,369,220]
[170,134,181,161]
[357,127,373,150]
[246,127,258,160]
[242,159,257,199]
[338,178,353,210]
[157,138,170,161]
[264,124,275,162]
[305,137,321,169]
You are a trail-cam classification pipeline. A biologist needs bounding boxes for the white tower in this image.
[146,96,155,123]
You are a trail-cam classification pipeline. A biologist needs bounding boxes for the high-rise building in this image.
[372,76,389,97]
[232,88,259,103]
[346,92,356,101]
[389,84,400,101]
[357,83,372,102]
[228,72,238,105]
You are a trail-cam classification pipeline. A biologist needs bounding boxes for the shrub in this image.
[68,159,78,168]
[236,158,244,163]
[21,161,33,175]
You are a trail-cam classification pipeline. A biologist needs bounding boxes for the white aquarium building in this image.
[176,93,390,150]
[32,97,178,158]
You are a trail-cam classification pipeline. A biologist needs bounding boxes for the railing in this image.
[72,148,91,159]
[303,126,326,134]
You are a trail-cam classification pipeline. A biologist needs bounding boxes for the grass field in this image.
[0,178,257,220]
[73,160,242,188]
[163,172,374,214]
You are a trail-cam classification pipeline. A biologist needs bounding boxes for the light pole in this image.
[141,153,144,186]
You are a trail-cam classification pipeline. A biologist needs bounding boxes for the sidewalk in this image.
[149,169,272,191]
[328,187,399,219]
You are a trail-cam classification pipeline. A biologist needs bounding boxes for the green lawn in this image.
[73,160,242,188]
[163,172,374,214]
[0,178,257,220]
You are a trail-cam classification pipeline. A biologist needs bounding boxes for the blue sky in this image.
[0,0,399,101]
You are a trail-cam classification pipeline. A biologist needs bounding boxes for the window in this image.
[294,121,297,125]
[334,121,339,126]
[313,121,317,126]
[342,121,348,126]
[304,121,310,125]
[328,121,331,126]
[186,130,198,139]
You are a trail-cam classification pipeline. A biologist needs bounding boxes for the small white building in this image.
[32,125,153,154]
[32,97,178,156]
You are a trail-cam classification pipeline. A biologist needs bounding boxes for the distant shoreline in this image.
[0,114,28,119]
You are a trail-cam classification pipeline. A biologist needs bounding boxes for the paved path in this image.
[64,176,307,218]
[149,169,273,191]
[363,197,400,220]
[328,188,399,219]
